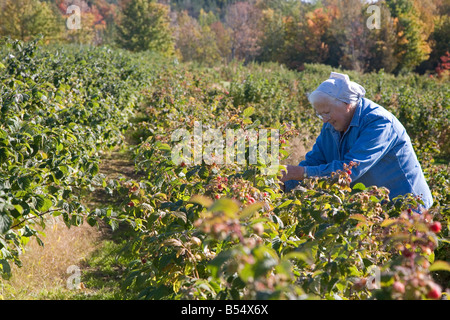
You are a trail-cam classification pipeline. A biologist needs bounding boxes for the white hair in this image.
[308,90,357,109]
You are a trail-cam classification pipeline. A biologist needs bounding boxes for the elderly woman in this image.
[280,72,433,210]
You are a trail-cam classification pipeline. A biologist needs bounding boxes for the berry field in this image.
[0,38,449,300]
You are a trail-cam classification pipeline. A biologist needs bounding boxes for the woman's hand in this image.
[279,165,305,182]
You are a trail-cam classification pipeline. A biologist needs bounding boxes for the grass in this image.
[0,217,139,300]
[0,217,107,299]
[40,223,136,300]
[0,144,141,300]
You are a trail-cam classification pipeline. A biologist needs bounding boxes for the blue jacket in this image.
[285,98,433,209]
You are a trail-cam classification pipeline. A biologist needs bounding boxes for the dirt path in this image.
[1,146,139,299]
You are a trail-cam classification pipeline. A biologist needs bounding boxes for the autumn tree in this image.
[210,21,232,63]
[282,6,333,71]
[0,0,63,42]
[416,1,450,74]
[318,0,373,72]
[174,10,223,66]
[225,1,263,62]
[169,0,237,20]
[87,0,121,45]
[173,7,231,64]
[56,0,106,45]
[116,0,175,55]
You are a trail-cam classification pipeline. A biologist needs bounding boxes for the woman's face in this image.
[313,96,355,133]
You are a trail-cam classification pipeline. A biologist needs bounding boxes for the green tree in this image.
[198,8,219,27]
[256,7,286,63]
[0,0,63,41]
[116,0,174,55]
[366,2,399,73]
[386,0,431,73]
[431,16,450,67]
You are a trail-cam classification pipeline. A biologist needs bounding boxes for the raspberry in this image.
[427,286,441,299]
[402,248,414,257]
[392,281,405,294]
[430,221,442,233]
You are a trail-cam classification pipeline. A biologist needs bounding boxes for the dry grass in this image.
[1,217,106,299]
[282,133,315,166]
[1,147,138,300]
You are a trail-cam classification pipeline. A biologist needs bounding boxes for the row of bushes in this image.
[100,58,449,299]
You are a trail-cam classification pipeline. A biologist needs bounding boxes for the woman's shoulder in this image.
[360,98,396,123]
[360,98,407,136]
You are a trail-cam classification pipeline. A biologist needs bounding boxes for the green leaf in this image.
[35,195,52,212]
[0,212,12,234]
[0,147,9,164]
[17,176,32,190]
[238,262,255,282]
[349,214,367,223]
[240,202,263,219]
[109,219,119,231]
[380,218,398,227]
[272,236,281,251]
[243,106,255,118]
[89,163,99,175]
[189,194,213,208]
[172,211,187,224]
[272,214,284,228]
[198,166,209,179]
[283,251,310,263]
[12,204,23,216]
[35,236,44,247]
[0,259,11,278]
[157,142,171,152]
[209,198,239,218]
[208,250,233,278]
[352,183,366,192]
[277,199,293,209]
[429,260,450,272]
[245,119,260,130]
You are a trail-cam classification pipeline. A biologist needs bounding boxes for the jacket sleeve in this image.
[304,115,398,181]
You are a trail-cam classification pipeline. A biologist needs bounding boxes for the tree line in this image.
[0,0,449,75]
